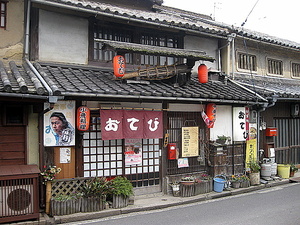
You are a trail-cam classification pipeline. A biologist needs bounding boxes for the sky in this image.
[163,0,300,44]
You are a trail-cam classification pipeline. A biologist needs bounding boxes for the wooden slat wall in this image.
[0,126,26,165]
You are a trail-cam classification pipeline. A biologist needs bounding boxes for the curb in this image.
[15,179,292,224]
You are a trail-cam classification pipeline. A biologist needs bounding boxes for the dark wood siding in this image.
[0,126,26,165]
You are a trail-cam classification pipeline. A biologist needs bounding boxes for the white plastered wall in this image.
[39,10,88,64]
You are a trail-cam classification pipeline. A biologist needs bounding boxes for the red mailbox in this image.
[266,127,277,136]
[168,143,177,160]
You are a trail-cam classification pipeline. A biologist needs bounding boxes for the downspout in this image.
[24,0,57,101]
[231,35,236,79]
[217,33,236,72]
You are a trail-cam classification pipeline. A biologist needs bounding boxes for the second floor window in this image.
[0,1,7,28]
[292,63,300,78]
[267,58,283,75]
[93,22,183,67]
[237,53,257,71]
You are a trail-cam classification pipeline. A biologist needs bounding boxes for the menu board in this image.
[182,126,199,157]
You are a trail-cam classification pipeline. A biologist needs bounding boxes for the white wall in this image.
[184,35,219,75]
[210,105,232,141]
[39,10,88,64]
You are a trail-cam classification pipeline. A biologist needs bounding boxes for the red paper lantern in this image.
[77,106,90,131]
[198,64,208,83]
[206,103,216,122]
[113,55,126,77]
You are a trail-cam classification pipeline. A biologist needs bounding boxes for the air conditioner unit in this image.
[0,185,34,217]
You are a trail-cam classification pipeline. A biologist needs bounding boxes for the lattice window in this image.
[237,52,257,71]
[0,1,6,29]
[292,63,300,77]
[267,58,283,75]
[166,111,207,175]
[82,113,161,187]
[92,22,183,66]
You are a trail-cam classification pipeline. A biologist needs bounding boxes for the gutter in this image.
[31,0,228,40]
[62,92,261,105]
[0,92,48,99]
[229,79,268,102]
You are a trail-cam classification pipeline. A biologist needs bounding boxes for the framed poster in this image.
[182,126,199,157]
[44,100,75,146]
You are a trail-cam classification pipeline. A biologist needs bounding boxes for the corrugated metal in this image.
[274,118,300,164]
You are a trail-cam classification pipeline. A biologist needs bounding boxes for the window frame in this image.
[0,1,7,29]
[91,21,184,67]
[237,52,257,72]
[291,62,300,78]
[267,58,283,76]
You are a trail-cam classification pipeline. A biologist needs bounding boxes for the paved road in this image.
[67,183,300,225]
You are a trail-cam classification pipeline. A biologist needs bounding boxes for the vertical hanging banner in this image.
[124,139,142,166]
[123,110,144,139]
[100,109,124,140]
[233,107,247,141]
[143,111,163,139]
[44,100,75,146]
[246,138,257,169]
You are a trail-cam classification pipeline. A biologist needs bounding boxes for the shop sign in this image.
[100,110,163,140]
[44,100,75,146]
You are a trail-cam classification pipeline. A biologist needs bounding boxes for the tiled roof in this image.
[0,61,47,96]
[31,62,264,104]
[233,73,300,99]
[98,39,215,62]
[32,0,300,49]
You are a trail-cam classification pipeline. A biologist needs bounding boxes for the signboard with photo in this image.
[44,101,76,146]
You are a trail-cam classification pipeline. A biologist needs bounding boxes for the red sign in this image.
[113,55,126,77]
[100,109,124,140]
[123,110,144,139]
[100,110,163,140]
[77,106,90,131]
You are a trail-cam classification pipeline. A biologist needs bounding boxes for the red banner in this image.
[100,109,124,140]
[143,111,163,139]
[100,110,163,140]
[123,110,144,139]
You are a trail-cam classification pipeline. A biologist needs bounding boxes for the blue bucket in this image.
[213,178,225,192]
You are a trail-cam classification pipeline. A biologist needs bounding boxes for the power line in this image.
[241,0,260,27]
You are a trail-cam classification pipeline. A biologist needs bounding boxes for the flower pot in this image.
[170,184,180,197]
[249,172,260,186]
[290,171,295,177]
[240,180,250,188]
[81,196,105,212]
[50,198,81,216]
[112,195,129,208]
[180,183,195,197]
[231,181,240,188]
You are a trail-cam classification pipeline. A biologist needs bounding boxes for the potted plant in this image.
[169,181,180,197]
[240,175,250,188]
[216,135,231,145]
[290,164,298,177]
[81,177,109,212]
[248,160,261,185]
[50,193,82,216]
[230,175,241,188]
[109,176,133,208]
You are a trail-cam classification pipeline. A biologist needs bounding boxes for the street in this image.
[66,183,300,225]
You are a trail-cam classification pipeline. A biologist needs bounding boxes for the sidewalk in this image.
[16,172,300,225]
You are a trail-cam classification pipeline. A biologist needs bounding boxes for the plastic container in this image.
[271,163,277,176]
[213,178,225,192]
[277,164,290,178]
[261,163,272,177]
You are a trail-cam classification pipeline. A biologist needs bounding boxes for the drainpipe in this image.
[217,33,236,72]
[231,35,236,80]
[24,0,57,102]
